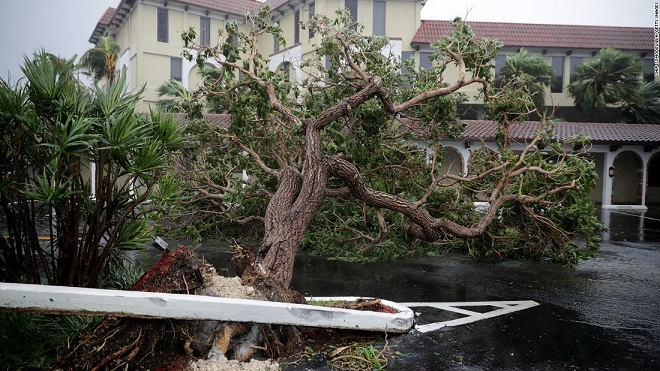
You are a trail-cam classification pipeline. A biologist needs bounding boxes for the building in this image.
[411,20,656,122]
[439,121,660,209]
[89,0,263,110]
[409,20,659,209]
[89,0,659,209]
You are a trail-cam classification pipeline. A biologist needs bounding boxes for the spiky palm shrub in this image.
[621,81,660,124]
[0,312,90,369]
[567,48,642,114]
[157,78,203,117]
[0,50,182,287]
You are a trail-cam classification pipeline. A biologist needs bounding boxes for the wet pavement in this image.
[144,208,660,370]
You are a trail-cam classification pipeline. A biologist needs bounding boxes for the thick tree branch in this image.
[328,156,578,242]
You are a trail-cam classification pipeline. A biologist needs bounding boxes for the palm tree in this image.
[79,36,121,83]
[621,81,660,124]
[567,48,642,115]
[494,49,555,110]
[157,78,202,117]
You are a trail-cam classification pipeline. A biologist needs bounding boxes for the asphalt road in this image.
[285,208,660,370]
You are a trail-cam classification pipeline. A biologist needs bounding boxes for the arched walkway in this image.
[612,151,642,205]
[276,61,294,82]
[187,63,214,91]
[646,153,660,206]
[439,147,463,177]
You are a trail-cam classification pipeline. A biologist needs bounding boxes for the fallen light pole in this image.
[0,282,414,333]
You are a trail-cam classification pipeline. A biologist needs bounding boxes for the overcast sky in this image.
[0,0,654,82]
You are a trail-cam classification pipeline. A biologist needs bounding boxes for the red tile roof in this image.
[90,0,262,44]
[99,7,116,25]
[177,115,659,146]
[90,7,117,43]
[412,20,654,51]
[172,0,261,15]
[456,120,660,145]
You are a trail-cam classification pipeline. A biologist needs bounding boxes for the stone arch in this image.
[187,62,214,91]
[276,61,294,83]
[439,147,464,177]
[612,151,642,205]
[646,152,660,206]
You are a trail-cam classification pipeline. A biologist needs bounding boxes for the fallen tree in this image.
[32,11,606,366]
[159,7,604,289]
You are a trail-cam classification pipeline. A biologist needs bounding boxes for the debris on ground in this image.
[53,245,397,370]
[54,246,281,370]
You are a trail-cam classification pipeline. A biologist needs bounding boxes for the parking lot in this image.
[151,209,660,370]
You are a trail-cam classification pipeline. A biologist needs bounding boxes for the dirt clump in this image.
[54,246,280,370]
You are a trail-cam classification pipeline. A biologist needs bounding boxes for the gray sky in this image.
[0,0,654,83]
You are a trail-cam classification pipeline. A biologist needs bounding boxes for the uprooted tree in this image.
[161,8,604,289]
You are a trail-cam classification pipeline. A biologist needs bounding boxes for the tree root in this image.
[54,245,309,369]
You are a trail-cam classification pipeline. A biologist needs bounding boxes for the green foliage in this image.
[164,9,603,268]
[0,312,90,370]
[79,36,121,83]
[568,48,641,114]
[99,251,145,290]
[492,48,554,115]
[621,81,660,124]
[568,48,658,123]
[156,78,204,117]
[0,51,182,287]
[431,18,502,83]
[327,341,392,370]
[468,138,605,265]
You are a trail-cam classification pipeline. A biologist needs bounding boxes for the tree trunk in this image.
[257,219,306,289]
[248,80,380,288]
[255,157,328,288]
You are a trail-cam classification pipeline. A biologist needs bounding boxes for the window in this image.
[274,34,279,52]
[294,10,300,44]
[642,59,654,82]
[345,0,357,31]
[551,56,564,93]
[569,57,583,82]
[282,62,291,81]
[200,17,210,46]
[157,7,168,43]
[325,55,340,80]
[373,0,386,36]
[420,51,433,70]
[495,54,507,76]
[401,51,414,74]
[309,3,315,39]
[401,51,414,87]
[171,57,182,81]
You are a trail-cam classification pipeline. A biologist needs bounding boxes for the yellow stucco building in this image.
[90,0,660,209]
